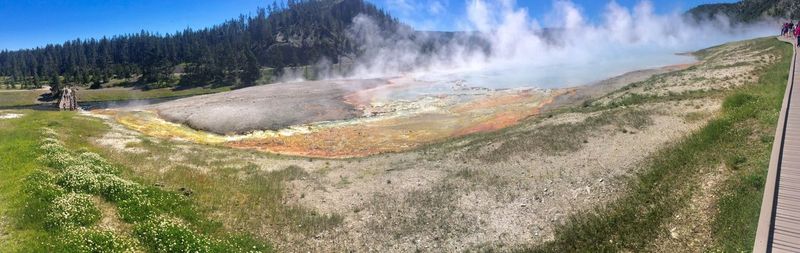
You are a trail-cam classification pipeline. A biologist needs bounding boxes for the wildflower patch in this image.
[59,228,136,253]
[24,127,270,252]
[46,193,101,229]
[0,113,23,119]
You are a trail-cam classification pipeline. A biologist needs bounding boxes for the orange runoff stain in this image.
[100,88,562,158]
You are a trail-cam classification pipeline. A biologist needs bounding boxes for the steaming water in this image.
[446,51,694,89]
[382,48,695,101]
[346,0,777,99]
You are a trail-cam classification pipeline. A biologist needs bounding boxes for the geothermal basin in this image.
[96,76,559,158]
[95,51,696,158]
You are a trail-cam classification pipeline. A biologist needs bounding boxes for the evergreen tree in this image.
[50,74,61,97]
[0,0,405,88]
[32,74,41,88]
[240,49,261,86]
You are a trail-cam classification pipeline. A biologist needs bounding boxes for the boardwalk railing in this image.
[754,37,799,252]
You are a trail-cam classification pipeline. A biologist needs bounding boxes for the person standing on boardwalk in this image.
[783,22,789,36]
[795,24,800,47]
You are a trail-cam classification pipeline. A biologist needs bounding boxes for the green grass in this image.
[110,139,343,238]
[0,90,46,107]
[0,111,272,252]
[463,108,654,162]
[519,37,791,252]
[0,111,50,251]
[0,86,230,107]
[0,111,112,251]
[77,86,230,102]
[711,39,792,251]
[0,110,341,251]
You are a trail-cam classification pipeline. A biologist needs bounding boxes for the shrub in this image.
[58,228,137,253]
[133,217,213,253]
[46,193,101,229]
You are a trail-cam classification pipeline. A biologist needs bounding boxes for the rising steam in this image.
[338,0,777,87]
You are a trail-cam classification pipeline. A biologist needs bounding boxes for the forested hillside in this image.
[687,0,800,22]
[0,0,401,91]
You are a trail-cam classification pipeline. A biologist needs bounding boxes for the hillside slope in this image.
[0,0,402,89]
[688,0,800,22]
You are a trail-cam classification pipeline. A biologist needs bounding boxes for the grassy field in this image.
[0,86,230,107]
[0,111,271,252]
[0,65,293,108]
[0,110,51,251]
[77,86,231,102]
[0,90,47,107]
[519,38,790,252]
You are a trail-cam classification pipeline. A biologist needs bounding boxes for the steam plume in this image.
[338,0,776,88]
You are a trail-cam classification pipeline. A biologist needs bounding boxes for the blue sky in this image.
[374,0,738,31]
[0,0,737,50]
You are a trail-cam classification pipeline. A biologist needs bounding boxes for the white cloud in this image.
[428,1,445,15]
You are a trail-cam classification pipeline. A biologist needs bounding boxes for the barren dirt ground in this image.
[90,39,776,252]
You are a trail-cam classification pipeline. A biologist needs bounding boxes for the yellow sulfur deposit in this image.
[95,86,562,158]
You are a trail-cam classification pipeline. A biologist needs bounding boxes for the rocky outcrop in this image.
[58,87,79,111]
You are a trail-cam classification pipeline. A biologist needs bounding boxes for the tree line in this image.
[0,0,401,93]
[687,0,800,23]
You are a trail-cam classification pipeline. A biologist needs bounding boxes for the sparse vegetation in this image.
[522,37,791,252]
[684,111,709,122]
[110,140,343,237]
[462,108,654,162]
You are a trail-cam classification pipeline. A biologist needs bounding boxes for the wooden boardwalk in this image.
[755,37,800,252]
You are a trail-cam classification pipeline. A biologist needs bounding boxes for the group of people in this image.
[782,21,800,47]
